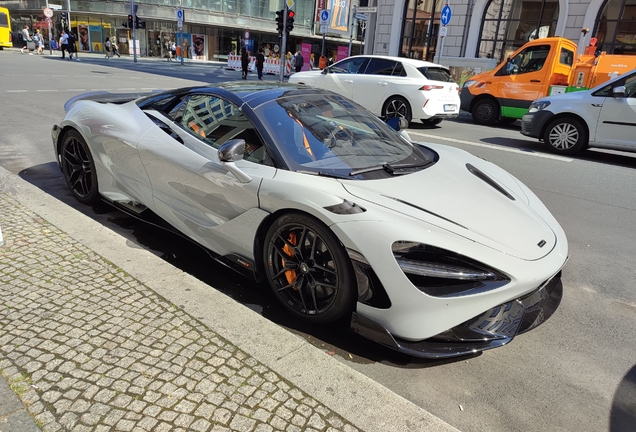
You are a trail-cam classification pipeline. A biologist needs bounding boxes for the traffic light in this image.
[286,10,295,34]
[275,10,284,35]
[135,15,145,29]
[127,14,133,29]
[60,12,68,25]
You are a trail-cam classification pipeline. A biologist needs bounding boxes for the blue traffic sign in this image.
[176,9,184,19]
[441,5,452,26]
[320,10,329,23]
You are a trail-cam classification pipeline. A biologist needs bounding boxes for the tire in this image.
[60,129,100,205]
[421,118,443,126]
[263,213,356,324]
[383,96,412,123]
[471,98,499,125]
[542,117,588,155]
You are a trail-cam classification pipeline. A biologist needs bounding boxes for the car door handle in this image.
[344,80,354,83]
[591,103,603,107]
[530,80,541,82]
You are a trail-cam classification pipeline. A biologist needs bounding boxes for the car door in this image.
[350,58,398,114]
[595,72,636,149]
[136,93,276,254]
[495,44,552,116]
[313,56,369,100]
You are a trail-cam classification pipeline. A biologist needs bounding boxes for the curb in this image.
[0,163,459,431]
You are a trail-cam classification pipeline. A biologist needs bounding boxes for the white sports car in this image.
[52,83,568,358]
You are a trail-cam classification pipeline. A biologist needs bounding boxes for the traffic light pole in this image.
[66,0,76,59]
[131,0,137,63]
[279,4,288,83]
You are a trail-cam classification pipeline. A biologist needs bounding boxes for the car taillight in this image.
[420,85,444,91]
[9,34,12,42]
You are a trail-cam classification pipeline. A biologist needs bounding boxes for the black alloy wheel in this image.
[61,130,100,205]
[471,98,498,125]
[383,96,412,123]
[263,213,356,324]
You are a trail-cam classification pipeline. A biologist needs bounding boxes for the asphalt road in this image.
[1,50,635,432]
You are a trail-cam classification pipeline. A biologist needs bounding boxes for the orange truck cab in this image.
[460,37,636,125]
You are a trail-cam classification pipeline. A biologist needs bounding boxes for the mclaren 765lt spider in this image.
[52,82,568,358]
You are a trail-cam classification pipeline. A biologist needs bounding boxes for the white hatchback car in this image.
[521,68,636,154]
[288,55,460,125]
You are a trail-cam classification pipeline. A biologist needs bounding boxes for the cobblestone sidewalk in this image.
[0,192,360,432]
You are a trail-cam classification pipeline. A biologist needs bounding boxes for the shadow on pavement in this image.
[610,364,636,431]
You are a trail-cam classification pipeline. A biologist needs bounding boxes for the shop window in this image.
[595,0,636,55]
[400,0,441,61]
[477,0,559,63]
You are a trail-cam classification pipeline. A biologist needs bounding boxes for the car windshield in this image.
[254,93,436,178]
[417,67,454,82]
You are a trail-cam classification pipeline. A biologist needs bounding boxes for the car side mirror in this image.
[218,139,251,183]
[322,67,329,75]
[613,85,627,98]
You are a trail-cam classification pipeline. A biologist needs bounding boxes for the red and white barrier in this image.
[226,55,293,76]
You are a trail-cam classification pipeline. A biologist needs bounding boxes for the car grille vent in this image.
[383,196,467,230]
[466,163,515,201]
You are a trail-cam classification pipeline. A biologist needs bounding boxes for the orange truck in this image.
[460,37,636,125]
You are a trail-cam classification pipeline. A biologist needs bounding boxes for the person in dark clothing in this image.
[294,51,304,73]
[241,47,249,79]
[256,48,265,81]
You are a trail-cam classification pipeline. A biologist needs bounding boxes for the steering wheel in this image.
[326,125,355,148]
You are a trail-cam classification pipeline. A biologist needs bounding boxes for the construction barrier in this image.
[226,54,292,76]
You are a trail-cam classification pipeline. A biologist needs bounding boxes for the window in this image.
[0,12,8,28]
[417,67,454,82]
[477,0,559,63]
[495,45,551,76]
[400,0,441,61]
[594,0,636,55]
[365,58,398,76]
[559,48,574,66]
[392,62,407,77]
[330,57,369,74]
[179,95,267,164]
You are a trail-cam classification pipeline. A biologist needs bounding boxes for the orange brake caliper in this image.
[282,232,298,288]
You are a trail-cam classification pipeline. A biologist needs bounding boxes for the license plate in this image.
[444,104,457,112]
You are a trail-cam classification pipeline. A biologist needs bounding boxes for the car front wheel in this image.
[472,98,498,125]
[61,129,100,205]
[263,213,356,324]
[542,117,588,155]
[383,96,412,123]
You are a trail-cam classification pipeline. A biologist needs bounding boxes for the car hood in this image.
[288,70,323,82]
[338,146,556,261]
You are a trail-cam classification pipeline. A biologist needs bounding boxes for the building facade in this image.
[371,0,636,63]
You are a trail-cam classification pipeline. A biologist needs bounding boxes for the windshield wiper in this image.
[349,164,394,176]
[296,170,350,179]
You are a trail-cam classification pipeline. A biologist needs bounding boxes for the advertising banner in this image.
[327,0,351,35]
[191,34,205,60]
[337,45,348,62]
[301,43,312,71]
[78,24,89,52]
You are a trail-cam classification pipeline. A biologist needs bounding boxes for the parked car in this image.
[521,68,636,154]
[53,82,567,358]
[288,55,460,125]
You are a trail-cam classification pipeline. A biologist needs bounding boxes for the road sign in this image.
[244,30,250,40]
[48,4,62,10]
[441,5,452,26]
[177,9,184,29]
[286,0,294,8]
[440,26,447,37]
[43,8,53,18]
[320,24,328,34]
[356,6,377,13]
[355,13,367,21]
[320,9,329,23]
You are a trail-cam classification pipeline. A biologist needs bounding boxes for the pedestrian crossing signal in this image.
[127,14,133,29]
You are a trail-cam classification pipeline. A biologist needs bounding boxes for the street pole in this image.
[348,7,356,57]
[131,0,137,63]
[279,4,288,83]
[66,0,75,58]
[46,0,52,55]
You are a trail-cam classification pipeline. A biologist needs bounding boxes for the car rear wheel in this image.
[61,129,100,205]
[383,96,412,123]
[263,213,356,324]
[542,117,588,155]
[421,118,443,126]
[472,98,498,125]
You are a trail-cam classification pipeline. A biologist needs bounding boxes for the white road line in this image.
[36,89,59,92]
[91,89,112,91]
[51,75,68,77]
[119,88,137,91]
[408,131,573,162]
[67,89,86,91]
[6,90,28,93]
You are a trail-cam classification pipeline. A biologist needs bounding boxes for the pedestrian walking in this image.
[167,41,175,62]
[294,51,304,73]
[59,30,69,59]
[112,38,121,57]
[34,30,44,55]
[104,37,112,59]
[256,47,265,81]
[241,47,249,79]
[20,25,33,55]
[67,31,80,61]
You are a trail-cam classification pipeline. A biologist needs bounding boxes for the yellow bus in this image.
[0,7,11,50]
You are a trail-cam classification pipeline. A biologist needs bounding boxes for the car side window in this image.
[365,58,397,76]
[624,74,636,98]
[330,57,368,74]
[495,45,551,76]
[559,48,574,66]
[179,95,269,164]
[392,62,407,77]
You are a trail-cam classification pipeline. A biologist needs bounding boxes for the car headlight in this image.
[463,80,476,88]
[528,101,551,113]
[392,241,510,297]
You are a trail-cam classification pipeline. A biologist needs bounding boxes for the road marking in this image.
[51,75,68,77]
[36,89,59,92]
[119,88,137,91]
[67,89,86,91]
[91,89,112,91]
[408,131,573,162]
[6,90,28,93]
